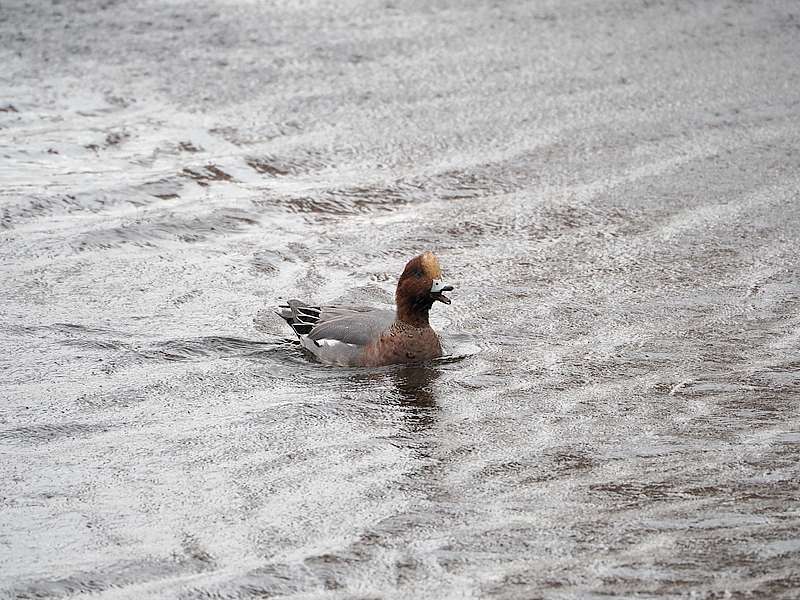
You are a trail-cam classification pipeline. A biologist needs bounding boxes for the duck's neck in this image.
[396,296,432,328]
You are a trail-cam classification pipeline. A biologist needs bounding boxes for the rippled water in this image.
[2,0,800,598]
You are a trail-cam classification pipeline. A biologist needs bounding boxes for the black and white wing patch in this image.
[276,300,322,336]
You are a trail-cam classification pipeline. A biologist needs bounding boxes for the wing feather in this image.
[277,300,394,346]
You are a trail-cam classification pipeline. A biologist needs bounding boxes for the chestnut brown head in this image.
[395,252,454,325]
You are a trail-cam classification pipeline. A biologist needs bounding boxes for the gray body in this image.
[277,300,396,366]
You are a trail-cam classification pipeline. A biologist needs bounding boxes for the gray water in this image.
[2,1,800,598]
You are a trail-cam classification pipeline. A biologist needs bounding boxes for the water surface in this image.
[2,0,800,598]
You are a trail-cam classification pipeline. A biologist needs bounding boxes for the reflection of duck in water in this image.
[346,365,441,432]
[389,365,440,432]
[390,365,439,407]
[277,252,454,367]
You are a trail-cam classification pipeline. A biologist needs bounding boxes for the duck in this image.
[277,252,454,366]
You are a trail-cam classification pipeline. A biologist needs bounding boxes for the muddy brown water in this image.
[2,1,800,598]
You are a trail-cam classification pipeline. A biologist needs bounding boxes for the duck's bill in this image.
[430,280,454,304]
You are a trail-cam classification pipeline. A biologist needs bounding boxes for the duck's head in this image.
[395,252,454,324]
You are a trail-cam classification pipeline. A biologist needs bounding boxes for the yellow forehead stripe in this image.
[420,252,442,279]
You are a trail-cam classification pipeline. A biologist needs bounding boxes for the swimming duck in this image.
[277,252,454,366]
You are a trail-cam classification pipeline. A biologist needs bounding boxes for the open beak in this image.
[430,279,454,304]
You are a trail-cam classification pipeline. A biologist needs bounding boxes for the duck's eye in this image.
[413,269,423,278]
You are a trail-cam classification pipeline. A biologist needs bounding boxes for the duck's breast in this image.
[362,325,443,366]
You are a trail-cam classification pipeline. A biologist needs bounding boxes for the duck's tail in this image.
[275,299,322,337]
